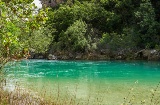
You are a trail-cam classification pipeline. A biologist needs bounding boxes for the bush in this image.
[58,20,88,52]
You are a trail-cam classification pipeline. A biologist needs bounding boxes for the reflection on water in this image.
[4,60,160,104]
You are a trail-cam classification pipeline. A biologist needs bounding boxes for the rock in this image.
[47,54,57,60]
[88,53,99,60]
[28,52,34,59]
[75,53,82,60]
[135,49,149,60]
[116,50,127,60]
[28,52,46,59]
[116,56,122,60]
[61,55,69,60]
[148,50,160,60]
[100,49,110,55]
[38,56,44,59]
[135,49,160,60]
[69,53,75,59]
[34,54,45,59]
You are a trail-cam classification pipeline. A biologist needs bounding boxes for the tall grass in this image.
[0,83,45,105]
[1,80,160,105]
[121,81,160,105]
[0,80,104,105]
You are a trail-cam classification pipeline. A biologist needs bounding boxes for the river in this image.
[4,60,160,105]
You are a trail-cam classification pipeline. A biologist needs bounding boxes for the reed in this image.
[0,78,160,105]
[121,81,160,105]
[0,80,105,105]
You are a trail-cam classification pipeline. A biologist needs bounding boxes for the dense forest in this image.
[1,0,160,62]
[39,0,160,60]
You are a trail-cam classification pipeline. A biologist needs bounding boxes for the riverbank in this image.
[29,49,160,61]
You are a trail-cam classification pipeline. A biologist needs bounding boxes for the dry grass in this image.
[0,85,47,105]
[121,81,160,105]
[0,77,160,105]
[0,80,106,105]
[0,76,50,105]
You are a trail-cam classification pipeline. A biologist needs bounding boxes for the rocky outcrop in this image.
[99,49,134,60]
[28,49,160,61]
[135,49,160,60]
[28,53,46,59]
[75,53,83,60]
[47,54,57,60]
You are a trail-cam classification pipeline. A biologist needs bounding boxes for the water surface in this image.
[4,60,160,104]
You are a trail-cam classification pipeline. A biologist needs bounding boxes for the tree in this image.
[0,0,49,69]
[58,20,88,52]
[134,0,158,48]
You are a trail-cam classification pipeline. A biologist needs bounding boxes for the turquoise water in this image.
[4,60,160,104]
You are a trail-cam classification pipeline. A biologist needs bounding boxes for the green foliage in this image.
[100,33,111,45]
[100,28,136,50]
[28,27,53,53]
[58,20,88,52]
[0,0,50,68]
[29,0,160,55]
[100,32,123,50]
[134,0,158,48]
[50,1,110,34]
[47,1,114,52]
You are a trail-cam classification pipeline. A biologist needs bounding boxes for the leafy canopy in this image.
[0,0,49,68]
